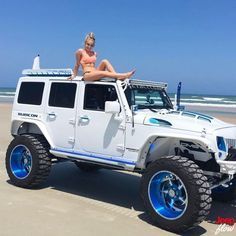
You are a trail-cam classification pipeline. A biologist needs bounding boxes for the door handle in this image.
[79,115,90,122]
[48,112,57,118]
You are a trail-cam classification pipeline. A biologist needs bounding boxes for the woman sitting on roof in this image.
[69,32,135,81]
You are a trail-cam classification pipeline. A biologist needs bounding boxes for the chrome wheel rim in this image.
[148,170,188,220]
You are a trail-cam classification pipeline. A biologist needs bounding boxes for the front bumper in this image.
[217,160,236,175]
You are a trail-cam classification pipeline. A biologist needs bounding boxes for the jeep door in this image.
[45,81,77,149]
[76,83,125,157]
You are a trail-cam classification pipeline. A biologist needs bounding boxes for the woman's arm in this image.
[69,50,82,80]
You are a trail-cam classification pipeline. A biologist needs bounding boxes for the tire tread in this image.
[140,155,212,233]
[6,134,52,188]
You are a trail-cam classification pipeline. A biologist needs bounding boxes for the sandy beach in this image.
[0,103,235,236]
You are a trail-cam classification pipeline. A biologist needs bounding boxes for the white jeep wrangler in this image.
[6,62,236,233]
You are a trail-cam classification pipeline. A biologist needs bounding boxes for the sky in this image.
[0,0,236,95]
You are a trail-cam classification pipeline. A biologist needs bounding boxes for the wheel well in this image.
[144,137,176,166]
[139,136,213,169]
[15,122,43,136]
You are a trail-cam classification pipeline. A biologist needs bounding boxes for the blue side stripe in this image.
[52,148,136,165]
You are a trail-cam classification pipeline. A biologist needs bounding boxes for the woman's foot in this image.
[128,69,135,78]
[118,70,136,80]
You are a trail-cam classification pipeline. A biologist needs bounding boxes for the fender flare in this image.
[11,119,54,148]
[136,132,216,169]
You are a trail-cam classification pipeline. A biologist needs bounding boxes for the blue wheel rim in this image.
[10,145,32,179]
[148,170,188,220]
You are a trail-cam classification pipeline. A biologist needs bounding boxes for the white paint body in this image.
[11,71,236,176]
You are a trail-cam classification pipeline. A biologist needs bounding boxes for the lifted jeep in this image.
[6,62,236,233]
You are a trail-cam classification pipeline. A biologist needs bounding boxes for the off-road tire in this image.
[75,162,101,172]
[140,156,212,233]
[6,134,51,188]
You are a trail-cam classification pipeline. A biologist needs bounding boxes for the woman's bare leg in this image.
[97,59,116,73]
[83,70,135,81]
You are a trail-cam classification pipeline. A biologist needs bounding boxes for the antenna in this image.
[32,54,40,69]
[175,82,185,111]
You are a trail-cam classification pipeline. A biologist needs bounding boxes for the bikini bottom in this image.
[83,71,91,76]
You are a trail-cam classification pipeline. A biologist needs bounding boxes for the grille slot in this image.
[226,139,236,148]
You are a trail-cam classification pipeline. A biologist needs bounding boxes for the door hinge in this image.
[118,124,126,130]
[116,144,125,151]
[69,119,76,125]
[68,137,75,143]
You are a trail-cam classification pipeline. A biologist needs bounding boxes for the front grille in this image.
[226,138,236,148]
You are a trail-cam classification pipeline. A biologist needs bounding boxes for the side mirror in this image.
[105,101,120,114]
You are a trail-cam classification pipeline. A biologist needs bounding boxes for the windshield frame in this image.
[124,85,173,110]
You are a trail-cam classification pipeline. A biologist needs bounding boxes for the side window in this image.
[84,84,118,111]
[18,82,45,105]
[49,83,77,108]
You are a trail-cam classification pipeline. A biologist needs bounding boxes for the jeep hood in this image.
[134,110,236,136]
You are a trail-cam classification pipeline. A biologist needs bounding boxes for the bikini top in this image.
[79,49,97,64]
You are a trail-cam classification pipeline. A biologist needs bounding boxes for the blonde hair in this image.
[85,32,95,45]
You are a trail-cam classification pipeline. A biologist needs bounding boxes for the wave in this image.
[0,91,16,95]
[181,102,236,108]
[0,92,15,97]
[179,98,205,102]
[0,95,15,98]
[203,97,224,101]
[223,100,236,104]
[0,92,16,95]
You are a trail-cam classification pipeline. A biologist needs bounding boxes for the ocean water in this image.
[0,88,16,103]
[169,93,236,108]
[168,93,236,117]
[0,87,236,115]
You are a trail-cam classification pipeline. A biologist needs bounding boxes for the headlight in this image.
[217,136,227,152]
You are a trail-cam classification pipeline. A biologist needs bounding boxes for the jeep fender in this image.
[11,119,54,148]
[136,133,216,169]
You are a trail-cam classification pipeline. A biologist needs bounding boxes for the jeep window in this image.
[84,84,118,111]
[49,83,77,108]
[18,82,45,105]
[125,87,173,110]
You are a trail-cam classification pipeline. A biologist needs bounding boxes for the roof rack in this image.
[22,69,72,77]
[129,79,168,89]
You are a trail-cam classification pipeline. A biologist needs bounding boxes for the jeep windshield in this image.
[124,86,173,110]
